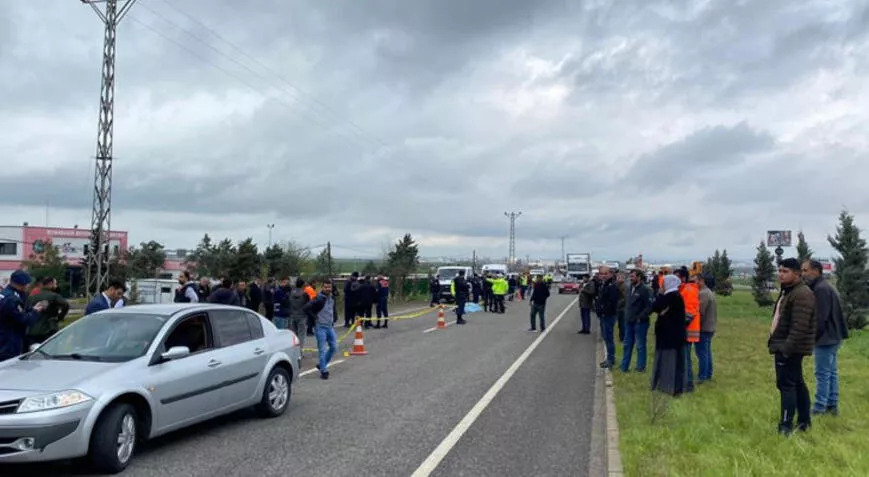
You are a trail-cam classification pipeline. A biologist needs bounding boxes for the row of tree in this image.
[752,210,868,329]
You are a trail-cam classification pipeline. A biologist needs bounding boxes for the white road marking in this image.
[423,320,456,333]
[410,298,579,477]
[299,359,347,377]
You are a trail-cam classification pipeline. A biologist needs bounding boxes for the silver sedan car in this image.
[0,303,301,474]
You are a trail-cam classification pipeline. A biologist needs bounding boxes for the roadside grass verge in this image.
[613,290,869,476]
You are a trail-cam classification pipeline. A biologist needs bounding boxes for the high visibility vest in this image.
[680,283,701,343]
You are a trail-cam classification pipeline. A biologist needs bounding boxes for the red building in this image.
[0,224,128,285]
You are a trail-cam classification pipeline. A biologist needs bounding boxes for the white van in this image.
[481,264,508,276]
[435,266,473,302]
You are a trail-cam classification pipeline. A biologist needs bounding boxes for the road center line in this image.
[423,320,457,333]
[298,359,347,377]
[410,297,579,476]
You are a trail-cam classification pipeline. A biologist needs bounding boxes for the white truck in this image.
[566,253,592,279]
[481,263,508,276]
[435,265,474,302]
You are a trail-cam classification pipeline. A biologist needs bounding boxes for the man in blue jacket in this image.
[597,266,620,369]
[84,279,127,315]
[0,270,47,361]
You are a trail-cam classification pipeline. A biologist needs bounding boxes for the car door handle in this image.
[207,359,222,368]
[254,347,265,355]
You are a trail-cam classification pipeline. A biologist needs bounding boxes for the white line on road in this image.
[299,359,347,377]
[410,297,579,477]
[422,320,456,333]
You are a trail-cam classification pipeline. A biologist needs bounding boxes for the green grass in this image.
[613,290,869,477]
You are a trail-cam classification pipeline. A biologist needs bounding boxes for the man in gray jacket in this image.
[802,260,849,416]
[303,281,338,380]
[288,278,311,355]
[697,273,717,382]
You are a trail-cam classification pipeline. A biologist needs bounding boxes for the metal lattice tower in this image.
[504,211,521,265]
[83,0,137,298]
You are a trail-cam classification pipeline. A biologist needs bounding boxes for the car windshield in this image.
[438,269,462,280]
[30,312,168,363]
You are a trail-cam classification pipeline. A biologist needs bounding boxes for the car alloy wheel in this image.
[269,372,289,411]
[117,412,136,464]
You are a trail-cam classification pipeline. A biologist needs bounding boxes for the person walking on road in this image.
[25,277,69,347]
[651,275,689,396]
[801,259,849,416]
[620,269,652,373]
[1,270,47,362]
[452,270,470,325]
[304,281,338,380]
[696,273,717,383]
[769,258,816,435]
[490,274,508,314]
[288,278,311,353]
[597,266,619,369]
[528,276,550,332]
[578,276,595,334]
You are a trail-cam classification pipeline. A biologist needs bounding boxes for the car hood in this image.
[0,358,118,395]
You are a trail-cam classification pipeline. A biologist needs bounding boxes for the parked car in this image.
[0,304,301,474]
[557,279,580,294]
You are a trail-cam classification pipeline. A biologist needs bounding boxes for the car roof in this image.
[109,303,253,316]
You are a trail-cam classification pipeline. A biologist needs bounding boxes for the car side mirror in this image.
[160,346,191,361]
[29,343,41,352]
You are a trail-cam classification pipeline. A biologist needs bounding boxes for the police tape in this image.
[300,305,452,354]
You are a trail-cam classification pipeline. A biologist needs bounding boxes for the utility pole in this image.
[504,211,521,266]
[326,241,333,278]
[559,235,568,266]
[267,224,275,248]
[83,0,138,299]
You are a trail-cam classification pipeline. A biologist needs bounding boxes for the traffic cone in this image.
[437,305,447,329]
[350,320,368,356]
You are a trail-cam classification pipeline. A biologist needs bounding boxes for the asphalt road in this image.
[5,294,602,477]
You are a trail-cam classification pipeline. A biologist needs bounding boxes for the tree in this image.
[127,241,167,278]
[185,234,216,277]
[212,238,237,278]
[828,210,869,329]
[716,249,733,296]
[752,241,776,307]
[23,240,69,295]
[386,234,420,298]
[231,238,260,281]
[262,244,285,278]
[362,260,379,276]
[796,231,813,263]
[313,248,332,280]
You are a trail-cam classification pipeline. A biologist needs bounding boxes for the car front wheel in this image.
[89,403,137,474]
[257,366,291,418]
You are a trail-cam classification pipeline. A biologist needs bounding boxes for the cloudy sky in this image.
[2,0,868,262]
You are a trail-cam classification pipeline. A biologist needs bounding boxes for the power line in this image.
[133,3,386,153]
[152,0,389,151]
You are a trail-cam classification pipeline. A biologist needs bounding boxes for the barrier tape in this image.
[300,305,451,354]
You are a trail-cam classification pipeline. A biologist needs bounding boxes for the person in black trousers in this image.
[528,276,550,332]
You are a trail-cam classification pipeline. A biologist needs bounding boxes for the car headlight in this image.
[17,390,93,413]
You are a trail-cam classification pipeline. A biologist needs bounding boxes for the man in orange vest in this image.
[676,266,700,392]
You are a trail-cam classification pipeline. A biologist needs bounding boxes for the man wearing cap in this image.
[0,270,47,361]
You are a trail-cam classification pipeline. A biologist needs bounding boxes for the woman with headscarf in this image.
[650,275,691,396]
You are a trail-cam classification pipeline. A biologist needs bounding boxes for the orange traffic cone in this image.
[437,305,447,329]
[350,320,368,356]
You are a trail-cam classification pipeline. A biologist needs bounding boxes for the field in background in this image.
[613,290,868,476]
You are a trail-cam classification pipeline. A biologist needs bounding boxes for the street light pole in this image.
[267,224,275,248]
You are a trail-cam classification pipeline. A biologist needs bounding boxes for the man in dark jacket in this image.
[616,272,627,343]
[578,276,596,334]
[262,278,276,320]
[360,276,376,329]
[374,275,389,329]
[597,267,619,369]
[207,279,241,306]
[344,272,359,327]
[482,274,494,312]
[85,279,126,315]
[175,271,200,303]
[272,278,292,329]
[0,270,46,361]
[802,259,849,416]
[26,277,69,347]
[248,278,263,313]
[429,274,440,307]
[236,281,251,309]
[769,258,816,435]
[620,269,652,372]
[471,274,482,304]
[528,276,550,332]
[197,277,211,302]
[453,270,470,325]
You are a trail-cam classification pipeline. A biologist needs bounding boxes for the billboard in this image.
[767,230,792,247]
